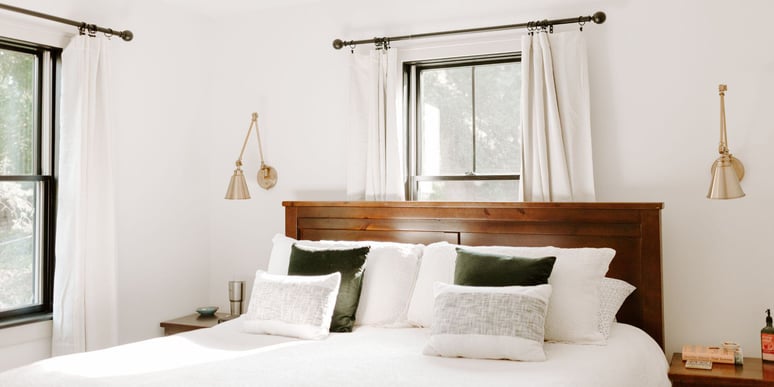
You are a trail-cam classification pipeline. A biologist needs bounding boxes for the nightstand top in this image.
[160,312,230,330]
[669,352,774,386]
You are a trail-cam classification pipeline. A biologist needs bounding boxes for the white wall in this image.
[108,0,214,345]
[0,321,52,371]
[203,0,774,359]
[2,0,774,372]
[592,0,774,358]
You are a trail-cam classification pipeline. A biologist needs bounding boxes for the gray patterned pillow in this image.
[598,278,636,338]
[423,282,552,361]
[243,270,341,340]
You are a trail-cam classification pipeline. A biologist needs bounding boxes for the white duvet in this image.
[0,318,670,387]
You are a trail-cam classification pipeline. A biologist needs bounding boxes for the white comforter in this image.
[0,318,670,386]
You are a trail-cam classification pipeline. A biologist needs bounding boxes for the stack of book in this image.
[682,344,743,365]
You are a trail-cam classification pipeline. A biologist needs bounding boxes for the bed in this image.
[0,201,669,386]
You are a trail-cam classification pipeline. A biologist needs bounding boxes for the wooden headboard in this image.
[283,201,664,349]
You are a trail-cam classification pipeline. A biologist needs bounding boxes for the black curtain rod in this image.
[333,11,605,50]
[0,2,133,42]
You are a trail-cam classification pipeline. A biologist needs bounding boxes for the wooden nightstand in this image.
[669,353,774,386]
[160,313,231,335]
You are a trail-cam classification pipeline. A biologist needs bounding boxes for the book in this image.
[682,345,738,365]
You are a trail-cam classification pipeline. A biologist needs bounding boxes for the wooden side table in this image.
[160,313,231,335]
[669,352,774,386]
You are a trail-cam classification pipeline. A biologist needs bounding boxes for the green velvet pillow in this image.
[288,244,369,332]
[454,248,556,287]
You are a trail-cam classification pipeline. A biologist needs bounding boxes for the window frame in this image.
[0,36,59,327]
[404,52,522,201]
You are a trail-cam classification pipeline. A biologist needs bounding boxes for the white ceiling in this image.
[156,0,604,15]
[157,0,324,14]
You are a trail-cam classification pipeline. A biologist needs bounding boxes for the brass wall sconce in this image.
[225,112,278,200]
[707,84,744,200]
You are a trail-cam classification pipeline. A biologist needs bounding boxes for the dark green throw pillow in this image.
[454,248,556,287]
[288,244,369,332]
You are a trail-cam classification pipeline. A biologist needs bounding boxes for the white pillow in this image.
[408,242,615,344]
[266,234,422,327]
[598,277,636,338]
[407,242,456,328]
[243,270,340,340]
[266,234,295,275]
[423,282,552,361]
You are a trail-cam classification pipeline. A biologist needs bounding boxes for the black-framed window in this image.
[405,53,521,201]
[0,37,59,326]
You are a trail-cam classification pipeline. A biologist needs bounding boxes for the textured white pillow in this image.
[407,242,615,344]
[598,278,636,338]
[266,234,422,327]
[423,282,552,361]
[243,270,340,340]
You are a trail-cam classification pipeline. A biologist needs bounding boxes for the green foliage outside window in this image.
[0,47,37,312]
[415,59,521,201]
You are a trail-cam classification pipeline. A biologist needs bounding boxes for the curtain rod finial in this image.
[120,30,133,41]
[333,39,344,49]
[592,11,606,24]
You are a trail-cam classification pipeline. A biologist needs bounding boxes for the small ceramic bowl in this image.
[196,306,219,317]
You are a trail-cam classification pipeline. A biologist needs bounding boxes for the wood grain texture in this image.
[669,353,774,386]
[159,313,229,336]
[283,201,665,349]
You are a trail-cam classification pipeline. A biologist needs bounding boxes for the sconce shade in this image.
[225,168,250,200]
[707,155,745,199]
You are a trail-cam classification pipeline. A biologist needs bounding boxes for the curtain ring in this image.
[78,22,87,36]
[579,20,586,32]
[86,24,97,37]
[104,28,114,39]
[549,25,554,34]
[374,37,391,51]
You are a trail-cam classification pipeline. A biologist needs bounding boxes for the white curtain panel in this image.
[52,35,119,356]
[346,49,405,200]
[520,31,596,202]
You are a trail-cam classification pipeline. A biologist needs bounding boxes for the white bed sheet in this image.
[0,318,670,387]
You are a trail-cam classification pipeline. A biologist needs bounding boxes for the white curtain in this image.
[346,48,405,201]
[52,35,118,356]
[520,31,596,202]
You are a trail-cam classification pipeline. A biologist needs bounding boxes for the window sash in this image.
[405,53,521,201]
[412,174,519,182]
[0,37,58,324]
[0,177,54,319]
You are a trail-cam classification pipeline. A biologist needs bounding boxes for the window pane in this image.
[0,181,39,312]
[0,48,36,175]
[416,180,519,202]
[419,67,472,175]
[475,63,520,174]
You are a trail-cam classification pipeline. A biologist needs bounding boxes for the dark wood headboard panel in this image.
[283,201,664,349]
